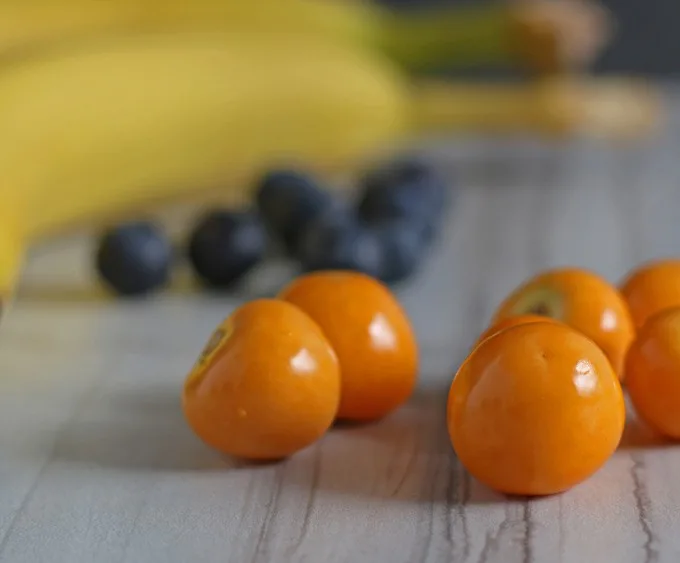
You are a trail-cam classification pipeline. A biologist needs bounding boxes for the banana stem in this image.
[379,4,514,71]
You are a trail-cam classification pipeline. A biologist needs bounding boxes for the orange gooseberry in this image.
[182,298,340,460]
[278,271,418,422]
[474,314,561,348]
[620,259,680,330]
[625,306,680,439]
[491,267,635,378]
[448,322,625,496]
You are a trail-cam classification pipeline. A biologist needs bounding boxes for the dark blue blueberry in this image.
[95,221,172,297]
[188,209,266,289]
[254,169,335,252]
[295,207,383,278]
[372,220,428,284]
[357,158,449,230]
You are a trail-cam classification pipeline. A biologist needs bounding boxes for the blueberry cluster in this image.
[95,158,449,296]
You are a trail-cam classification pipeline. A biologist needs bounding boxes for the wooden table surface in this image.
[2,93,680,563]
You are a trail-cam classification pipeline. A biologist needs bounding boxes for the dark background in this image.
[376,0,680,77]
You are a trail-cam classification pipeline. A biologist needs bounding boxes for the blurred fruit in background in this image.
[0,0,662,313]
[295,205,384,279]
[95,221,173,296]
[357,158,447,242]
[372,220,428,284]
[255,169,338,255]
[94,157,452,297]
[187,209,267,290]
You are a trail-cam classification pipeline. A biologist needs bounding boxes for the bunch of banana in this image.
[0,0,612,74]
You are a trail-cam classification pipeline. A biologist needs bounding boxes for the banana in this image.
[2,34,405,235]
[0,0,377,56]
[0,32,408,309]
[0,0,611,73]
[0,31,661,318]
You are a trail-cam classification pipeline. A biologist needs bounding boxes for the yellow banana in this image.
[0,0,610,73]
[0,31,660,317]
[2,35,405,235]
[0,32,407,308]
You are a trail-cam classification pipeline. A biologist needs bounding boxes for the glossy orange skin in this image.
[620,259,680,330]
[278,271,418,422]
[625,307,680,439]
[475,314,561,348]
[492,268,635,379]
[448,323,625,496]
[182,299,340,460]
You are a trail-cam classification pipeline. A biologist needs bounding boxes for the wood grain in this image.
[2,91,680,562]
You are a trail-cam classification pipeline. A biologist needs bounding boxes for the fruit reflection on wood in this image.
[181,259,680,497]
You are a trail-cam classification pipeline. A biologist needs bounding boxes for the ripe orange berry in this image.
[278,271,418,422]
[474,314,561,348]
[620,259,680,330]
[625,307,680,439]
[448,322,625,496]
[491,268,635,378]
[182,299,340,460]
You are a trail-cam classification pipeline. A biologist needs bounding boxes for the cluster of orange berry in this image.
[181,271,418,460]
[451,260,680,497]
[180,259,680,499]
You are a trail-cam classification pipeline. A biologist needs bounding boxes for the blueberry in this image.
[372,220,428,284]
[295,207,383,278]
[357,158,448,230]
[254,169,335,252]
[95,221,172,297]
[188,209,267,289]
